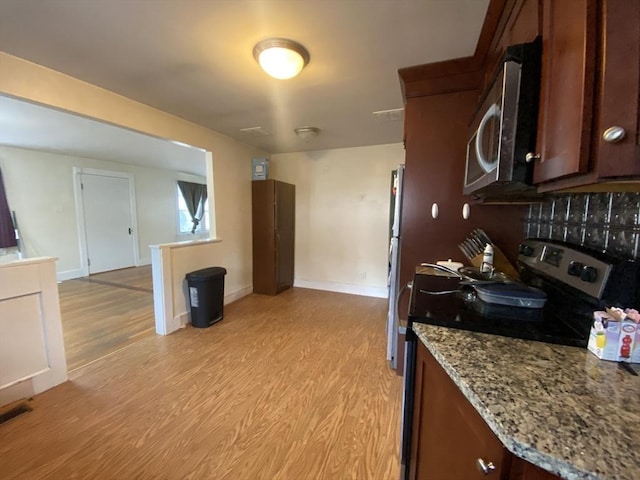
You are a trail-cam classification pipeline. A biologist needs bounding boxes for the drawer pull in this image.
[476,458,496,475]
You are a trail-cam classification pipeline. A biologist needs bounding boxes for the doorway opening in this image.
[57,168,153,371]
[57,266,155,371]
[0,95,210,371]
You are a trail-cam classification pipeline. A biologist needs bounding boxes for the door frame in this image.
[72,167,140,277]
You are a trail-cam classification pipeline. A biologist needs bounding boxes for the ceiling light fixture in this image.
[253,38,310,80]
[294,126,320,142]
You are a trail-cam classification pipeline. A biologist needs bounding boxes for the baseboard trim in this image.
[225,285,252,304]
[293,279,388,298]
[176,312,190,328]
[57,269,84,282]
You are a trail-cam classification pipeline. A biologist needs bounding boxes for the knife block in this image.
[470,245,520,279]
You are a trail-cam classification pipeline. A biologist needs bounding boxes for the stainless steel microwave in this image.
[463,38,541,197]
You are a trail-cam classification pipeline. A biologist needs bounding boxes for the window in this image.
[177,181,209,234]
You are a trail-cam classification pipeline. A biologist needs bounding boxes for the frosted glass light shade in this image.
[253,38,310,80]
[294,126,320,142]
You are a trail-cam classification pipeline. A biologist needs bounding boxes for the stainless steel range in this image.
[399,238,639,479]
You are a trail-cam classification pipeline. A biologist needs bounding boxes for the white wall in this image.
[270,143,405,297]
[0,53,265,301]
[0,145,208,280]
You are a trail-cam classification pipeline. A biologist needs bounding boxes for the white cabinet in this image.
[0,257,68,406]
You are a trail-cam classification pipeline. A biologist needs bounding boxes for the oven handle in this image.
[400,327,417,479]
[474,103,501,174]
[395,281,412,333]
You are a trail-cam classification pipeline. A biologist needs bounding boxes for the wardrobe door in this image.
[275,181,295,293]
[252,180,276,295]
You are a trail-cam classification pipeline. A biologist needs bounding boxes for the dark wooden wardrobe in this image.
[251,180,295,295]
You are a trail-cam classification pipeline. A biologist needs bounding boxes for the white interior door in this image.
[81,173,135,274]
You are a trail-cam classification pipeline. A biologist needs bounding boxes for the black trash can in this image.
[186,267,227,328]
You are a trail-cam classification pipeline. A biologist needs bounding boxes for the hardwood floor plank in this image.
[58,267,155,370]
[0,288,402,479]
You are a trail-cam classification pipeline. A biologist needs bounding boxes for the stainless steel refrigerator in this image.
[387,164,404,369]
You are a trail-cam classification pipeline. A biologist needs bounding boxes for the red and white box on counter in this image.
[588,308,640,364]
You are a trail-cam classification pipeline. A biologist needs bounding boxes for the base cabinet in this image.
[409,341,510,479]
[510,458,563,480]
[252,180,295,295]
[409,341,561,480]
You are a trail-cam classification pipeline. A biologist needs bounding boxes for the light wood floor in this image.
[58,266,156,371]
[0,288,403,479]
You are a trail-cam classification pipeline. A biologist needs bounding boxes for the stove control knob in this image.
[580,266,598,283]
[568,261,584,277]
[518,244,535,257]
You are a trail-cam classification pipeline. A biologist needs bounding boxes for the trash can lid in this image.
[186,267,227,280]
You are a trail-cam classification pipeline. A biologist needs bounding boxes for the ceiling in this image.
[0,95,207,176]
[0,0,489,155]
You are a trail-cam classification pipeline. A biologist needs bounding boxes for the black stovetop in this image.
[408,274,593,347]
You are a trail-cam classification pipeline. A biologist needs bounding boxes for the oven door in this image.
[399,326,417,480]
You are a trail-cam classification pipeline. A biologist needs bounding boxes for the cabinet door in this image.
[533,0,597,184]
[275,181,295,293]
[593,0,640,178]
[409,342,510,480]
[252,180,277,295]
[510,457,561,480]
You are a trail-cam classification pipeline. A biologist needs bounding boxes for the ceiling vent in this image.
[240,126,272,137]
[373,108,404,122]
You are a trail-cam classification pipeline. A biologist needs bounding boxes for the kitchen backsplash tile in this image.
[524,192,640,260]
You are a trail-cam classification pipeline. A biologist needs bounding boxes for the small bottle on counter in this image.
[481,244,494,273]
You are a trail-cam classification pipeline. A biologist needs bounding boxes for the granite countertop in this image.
[413,324,640,480]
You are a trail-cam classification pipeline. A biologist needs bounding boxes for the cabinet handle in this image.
[525,152,540,163]
[602,126,626,143]
[476,458,496,475]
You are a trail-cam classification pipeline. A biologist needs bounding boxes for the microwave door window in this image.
[466,132,485,185]
[467,107,500,187]
[477,104,501,173]
[477,71,505,175]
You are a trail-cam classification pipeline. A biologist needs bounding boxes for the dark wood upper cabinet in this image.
[592,0,640,179]
[534,0,640,189]
[533,0,596,183]
[252,180,295,295]
[482,0,541,90]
